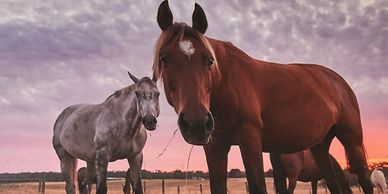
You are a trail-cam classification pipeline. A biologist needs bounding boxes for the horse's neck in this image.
[210,39,267,94]
[103,91,142,133]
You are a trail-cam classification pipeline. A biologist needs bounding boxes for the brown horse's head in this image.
[153,1,220,145]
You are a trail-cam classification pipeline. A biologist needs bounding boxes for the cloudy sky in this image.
[0,0,387,173]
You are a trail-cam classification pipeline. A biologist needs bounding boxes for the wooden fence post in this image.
[177,186,180,194]
[162,179,165,194]
[245,181,249,193]
[143,181,146,194]
[38,181,42,193]
[38,178,45,194]
[200,183,203,194]
[42,179,45,194]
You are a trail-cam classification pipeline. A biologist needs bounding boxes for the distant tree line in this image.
[4,163,385,184]
[0,168,279,183]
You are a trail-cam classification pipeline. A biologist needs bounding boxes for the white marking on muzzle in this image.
[179,40,195,58]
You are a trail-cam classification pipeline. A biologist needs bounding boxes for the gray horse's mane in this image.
[104,85,134,102]
[104,77,154,102]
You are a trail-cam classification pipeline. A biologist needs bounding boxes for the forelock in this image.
[152,23,217,81]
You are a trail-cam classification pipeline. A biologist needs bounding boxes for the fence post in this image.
[200,183,203,194]
[178,186,180,194]
[38,177,46,194]
[42,179,45,194]
[143,181,146,194]
[245,181,249,193]
[38,181,42,193]
[162,179,165,194]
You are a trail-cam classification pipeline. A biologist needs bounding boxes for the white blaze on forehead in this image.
[179,40,195,57]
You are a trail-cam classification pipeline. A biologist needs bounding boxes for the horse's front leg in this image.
[204,141,231,194]
[86,161,96,194]
[96,147,109,194]
[128,153,143,194]
[122,168,132,194]
[239,125,267,194]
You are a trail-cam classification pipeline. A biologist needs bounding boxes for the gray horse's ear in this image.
[192,3,207,34]
[152,74,158,82]
[157,0,173,31]
[128,71,139,83]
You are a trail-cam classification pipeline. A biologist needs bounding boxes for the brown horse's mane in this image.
[152,22,218,81]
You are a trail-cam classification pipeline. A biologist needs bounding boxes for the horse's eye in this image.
[155,91,160,97]
[159,54,168,67]
[207,57,215,68]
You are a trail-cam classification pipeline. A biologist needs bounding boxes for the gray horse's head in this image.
[128,71,160,131]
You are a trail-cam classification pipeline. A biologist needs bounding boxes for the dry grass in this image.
[0,178,372,194]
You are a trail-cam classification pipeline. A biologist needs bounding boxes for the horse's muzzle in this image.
[142,115,157,131]
[177,111,214,145]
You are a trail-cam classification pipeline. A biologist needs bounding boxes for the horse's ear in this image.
[128,71,139,83]
[157,0,173,31]
[192,3,208,34]
[152,74,158,82]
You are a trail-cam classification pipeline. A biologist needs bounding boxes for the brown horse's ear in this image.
[128,71,139,83]
[157,0,173,31]
[192,3,208,34]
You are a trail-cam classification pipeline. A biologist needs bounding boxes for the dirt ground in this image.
[0,178,372,194]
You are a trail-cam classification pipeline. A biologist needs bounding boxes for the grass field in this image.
[0,178,371,194]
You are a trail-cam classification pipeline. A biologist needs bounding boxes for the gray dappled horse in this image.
[53,72,160,194]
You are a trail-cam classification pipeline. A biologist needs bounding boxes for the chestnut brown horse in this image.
[78,167,133,194]
[270,150,351,194]
[153,1,372,194]
[77,167,96,194]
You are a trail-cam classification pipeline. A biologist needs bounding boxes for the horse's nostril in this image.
[150,116,157,124]
[143,115,157,125]
[178,113,190,130]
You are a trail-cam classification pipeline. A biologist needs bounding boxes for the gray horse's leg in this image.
[123,168,132,194]
[54,142,77,194]
[87,161,96,194]
[96,148,109,194]
[128,153,143,194]
[60,153,77,194]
